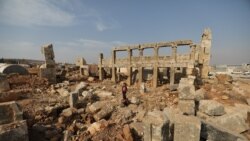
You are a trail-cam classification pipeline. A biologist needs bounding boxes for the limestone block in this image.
[142,110,170,141]
[57,88,69,97]
[174,115,201,141]
[95,90,113,98]
[87,119,108,135]
[88,101,106,113]
[178,85,196,100]
[130,97,140,105]
[199,100,225,116]
[178,100,195,115]
[129,122,144,136]
[75,82,88,95]
[0,101,23,124]
[0,120,29,141]
[94,104,114,121]
[0,75,10,92]
[200,120,247,141]
[214,113,249,133]
[194,88,205,101]
[69,92,78,108]
[39,68,56,84]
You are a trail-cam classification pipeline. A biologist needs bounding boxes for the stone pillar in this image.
[99,53,104,80]
[170,46,177,85]
[138,48,144,84]
[127,48,132,86]
[200,28,212,79]
[40,44,56,84]
[111,50,117,82]
[153,46,159,88]
[190,45,196,61]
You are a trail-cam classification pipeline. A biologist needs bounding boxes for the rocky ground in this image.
[1,71,250,141]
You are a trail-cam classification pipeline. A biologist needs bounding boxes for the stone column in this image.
[170,46,177,85]
[138,48,144,84]
[186,45,195,77]
[190,45,196,61]
[127,48,132,86]
[111,50,117,82]
[153,46,159,88]
[200,28,212,79]
[99,53,104,80]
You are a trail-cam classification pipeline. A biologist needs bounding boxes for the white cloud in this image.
[0,39,126,64]
[55,39,126,63]
[96,22,108,32]
[0,41,43,60]
[0,0,75,26]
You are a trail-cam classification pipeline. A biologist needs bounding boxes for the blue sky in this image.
[0,0,249,65]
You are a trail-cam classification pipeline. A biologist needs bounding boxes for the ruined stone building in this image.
[39,44,57,83]
[99,28,212,87]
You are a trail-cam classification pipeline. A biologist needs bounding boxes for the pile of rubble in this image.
[1,68,250,141]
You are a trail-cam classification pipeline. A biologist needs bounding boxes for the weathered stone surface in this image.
[199,100,225,116]
[95,90,113,98]
[87,77,95,82]
[247,98,250,106]
[0,120,29,141]
[39,68,56,84]
[69,92,78,108]
[178,85,196,100]
[87,119,108,135]
[130,97,140,105]
[81,91,92,98]
[75,82,88,94]
[94,104,114,121]
[214,113,249,133]
[123,124,133,141]
[140,83,146,94]
[0,101,23,124]
[61,108,74,117]
[194,88,205,101]
[0,75,10,92]
[200,119,247,141]
[178,100,195,115]
[88,101,106,113]
[129,122,144,136]
[142,110,170,141]
[57,88,69,97]
[174,115,201,141]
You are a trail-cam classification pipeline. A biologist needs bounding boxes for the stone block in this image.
[57,88,69,97]
[0,75,10,92]
[39,68,56,84]
[87,119,108,135]
[0,101,23,125]
[199,100,225,116]
[94,104,114,121]
[178,85,196,100]
[95,90,113,98]
[0,120,29,141]
[194,88,205,101]
[173,115,201,141]
[200,119,247,141]
[69,92,78,108]
[142,110,170,141]
[130,97,140,105]
[75,82,88,95]
[88,101,106,113]
[178,100,195,115]
[214,113,249,133]
[129,122,144,136]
